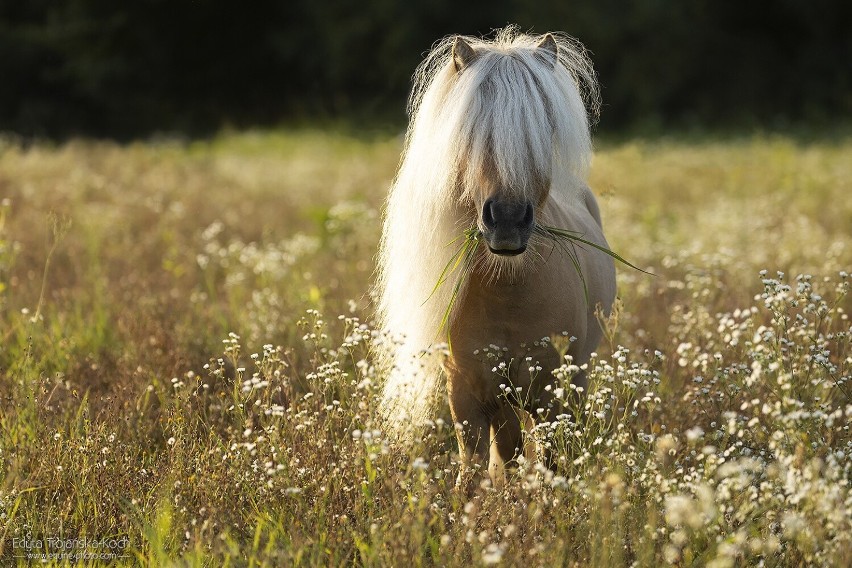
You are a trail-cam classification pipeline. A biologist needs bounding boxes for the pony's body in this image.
[377,27,615,481]
[446,186,615,477]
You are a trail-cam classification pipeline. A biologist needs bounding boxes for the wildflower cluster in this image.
[472,271,851,566]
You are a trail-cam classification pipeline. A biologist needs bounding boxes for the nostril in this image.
[482,198,496,229]
[520,201,534,228]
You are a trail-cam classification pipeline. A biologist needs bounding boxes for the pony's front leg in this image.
[447,383,493,488]
[489,403,525,487]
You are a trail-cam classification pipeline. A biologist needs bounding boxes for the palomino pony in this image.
[377,28,616,481]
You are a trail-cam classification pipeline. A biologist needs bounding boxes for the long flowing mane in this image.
[377,27,600,439]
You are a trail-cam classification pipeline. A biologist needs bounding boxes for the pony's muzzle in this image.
[481,198,534,256]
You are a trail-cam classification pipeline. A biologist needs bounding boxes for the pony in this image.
[377,27,616,482]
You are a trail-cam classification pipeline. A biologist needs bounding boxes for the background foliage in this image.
[1,0,849,138]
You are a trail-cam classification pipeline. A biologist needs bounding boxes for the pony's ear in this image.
[536,33,559,68]
[452,37,477,72]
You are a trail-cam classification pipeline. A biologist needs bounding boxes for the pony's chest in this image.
[445,270,588,396]
[451,275,580,348]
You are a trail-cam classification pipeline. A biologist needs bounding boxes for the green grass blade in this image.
[535,226,590,303]
[540,225,654,275]
[438,235,480,351]
[422,238,468,306]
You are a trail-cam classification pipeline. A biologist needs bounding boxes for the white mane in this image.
[377,27,599,439]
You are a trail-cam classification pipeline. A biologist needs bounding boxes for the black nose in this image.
[481,198,534,255]
[482,198,534,231]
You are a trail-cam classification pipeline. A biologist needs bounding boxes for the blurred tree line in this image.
[1,0,849,138]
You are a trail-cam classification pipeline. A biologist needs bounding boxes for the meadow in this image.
[0,129,849,566]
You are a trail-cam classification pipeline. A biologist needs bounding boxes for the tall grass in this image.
[0,129,850,566]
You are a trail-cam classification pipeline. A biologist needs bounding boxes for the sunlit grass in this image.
[0,129,850,565]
